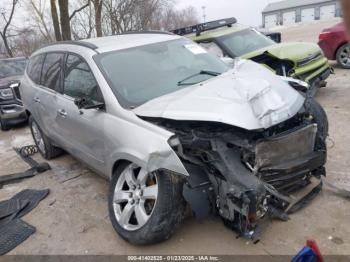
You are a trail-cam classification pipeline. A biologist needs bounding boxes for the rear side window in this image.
[41,53,64,92]
[63,54,102,102]
[27,55,45,84]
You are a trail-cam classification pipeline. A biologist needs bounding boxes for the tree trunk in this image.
[93,0,103,37]
[50,0,62,41]
[58,0,71,40]
[0,33,13,57]
[0,0,18,57]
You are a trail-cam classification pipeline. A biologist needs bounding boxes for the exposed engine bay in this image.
[249,52,295,77]
[143,100,327,240]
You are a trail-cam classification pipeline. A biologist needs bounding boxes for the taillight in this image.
[319,31,331,40]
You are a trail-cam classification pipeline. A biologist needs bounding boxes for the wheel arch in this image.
[109,150,189,180]
[112,159,131,178]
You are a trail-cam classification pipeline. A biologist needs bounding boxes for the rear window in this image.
[41,53,64,92]
[27,55,45,84]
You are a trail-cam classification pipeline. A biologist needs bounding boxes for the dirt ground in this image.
[0,20,349,255]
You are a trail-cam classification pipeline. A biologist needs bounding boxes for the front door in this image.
[55,53,107,175]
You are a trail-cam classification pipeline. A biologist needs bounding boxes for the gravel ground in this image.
[0,20,349,255]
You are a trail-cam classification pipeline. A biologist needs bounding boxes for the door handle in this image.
[58,109,67,117]
[33,97,40,103]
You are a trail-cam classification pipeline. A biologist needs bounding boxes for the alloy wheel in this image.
[113,164,158,231]
[339,45,350,67]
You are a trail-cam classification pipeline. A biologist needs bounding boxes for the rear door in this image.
[23,54,45,124]
[55,53,106,174]
[36,52,65,142]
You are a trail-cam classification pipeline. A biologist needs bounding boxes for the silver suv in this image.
[21,32,328,244]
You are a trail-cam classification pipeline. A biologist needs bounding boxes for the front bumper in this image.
[0,103,27,122]
[292,57,332,84]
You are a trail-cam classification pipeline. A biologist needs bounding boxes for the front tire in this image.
[29,115,63,159]
[108,162,185,245]
[336,44,350,69]
[308,99,328,140]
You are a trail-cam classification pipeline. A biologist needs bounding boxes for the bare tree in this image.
[57,0,71,40]
[71,0,94,39]
[11,27,46,56]
[103,0,139,34]
[50,0,62,41]
[0,0,19,57]
[103,0,187,35]
[156,6,199,31]
[91,0,103,37]
[26,0,53,42]
[50,0,91,41]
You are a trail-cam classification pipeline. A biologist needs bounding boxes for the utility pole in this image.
[202,6,206,23]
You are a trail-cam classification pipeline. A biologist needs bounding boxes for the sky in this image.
[176,0,281,27]
[0,0,282,29]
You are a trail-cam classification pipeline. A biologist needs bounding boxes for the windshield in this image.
[0,58,27,79]
[218,29,275,57]
[95,39,228,108]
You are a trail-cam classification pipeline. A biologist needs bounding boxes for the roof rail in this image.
[171,17,237,36]
[42,40,98,50]
[121,30,174,36]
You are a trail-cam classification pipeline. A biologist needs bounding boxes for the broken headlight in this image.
[280,76,309,93]
[0,88,14,100]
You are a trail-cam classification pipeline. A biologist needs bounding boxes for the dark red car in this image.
[318,22,349,69]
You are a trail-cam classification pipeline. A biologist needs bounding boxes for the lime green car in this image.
[174,18,332,95]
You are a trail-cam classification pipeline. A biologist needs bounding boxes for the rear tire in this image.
[0,117,10,131]
[29,115,63,160]
[336,44,350,69]
[108,162,185,245]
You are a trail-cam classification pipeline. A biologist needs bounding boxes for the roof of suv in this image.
[36,32,182,55]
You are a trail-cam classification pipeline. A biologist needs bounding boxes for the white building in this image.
[262,0,342,28]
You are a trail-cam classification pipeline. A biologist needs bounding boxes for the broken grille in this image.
[255,124,318,193]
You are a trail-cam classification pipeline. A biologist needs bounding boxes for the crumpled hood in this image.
[133,60,305,130]
[242,42,322,62]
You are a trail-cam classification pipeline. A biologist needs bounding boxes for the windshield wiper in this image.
[177,70,221,86]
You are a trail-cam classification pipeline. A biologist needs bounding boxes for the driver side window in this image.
[64,54,103,103]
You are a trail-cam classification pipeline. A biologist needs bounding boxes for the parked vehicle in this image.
[318,22,349,69]
[173,18,332,95]
[21,32,328,245]
[260,30,282,43]
[0,57,28,131]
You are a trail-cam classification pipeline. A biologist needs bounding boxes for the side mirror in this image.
[220,57,235,68]
[74,97,105,110]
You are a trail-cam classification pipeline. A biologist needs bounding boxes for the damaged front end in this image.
[143,103,327,239]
